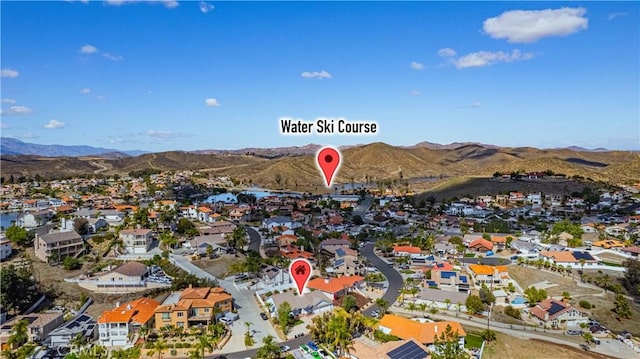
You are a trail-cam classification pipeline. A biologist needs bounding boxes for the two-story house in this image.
[154,286,233,330]
[378,314,465,351]
[0,313,64,349]
[119,229,153,254]
[467,264,510,287]
[98,298,159,346]
[34,230,84,264]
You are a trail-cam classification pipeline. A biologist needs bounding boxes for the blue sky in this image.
[1,1,638,152]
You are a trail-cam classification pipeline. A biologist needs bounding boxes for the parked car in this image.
[260,312,268,320]
[300,344,311,354]
[294,333,305,338]
[370,310,380,318]
[307,341,319,352]
[279,345,291,353]
[220,317,233,325]
[566,330,582,336]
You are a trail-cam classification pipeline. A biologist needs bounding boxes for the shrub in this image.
[579,300,592,309]
[174,343,183,349]
[144,342,154,349]
[183,343,191,348]
[170,349,177,356]
[504,305,521,319]
[166,343,174,349]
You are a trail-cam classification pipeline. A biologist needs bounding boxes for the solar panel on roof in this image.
[335,248,346,257]
[440,271,456,279]
[548,302,565,316]
[387,340,429,359]
[335,259,345,266]
[460,276,468,283]
[572,251,595,261]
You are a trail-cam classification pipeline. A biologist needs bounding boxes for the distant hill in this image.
[1,141,638,189]
[0,137,146,157]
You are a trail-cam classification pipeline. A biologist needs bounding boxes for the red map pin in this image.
[316,146,341,188]
[289,258,312,296]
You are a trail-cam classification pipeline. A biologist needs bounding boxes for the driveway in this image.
[359,242,404,316]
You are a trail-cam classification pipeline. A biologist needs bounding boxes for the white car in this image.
[220,317,233,325]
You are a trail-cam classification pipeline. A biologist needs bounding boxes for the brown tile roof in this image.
[112,261,147,277]
[307,276,364,294]
[378,314,465,344]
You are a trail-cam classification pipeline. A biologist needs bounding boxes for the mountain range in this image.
[1,139,638,189]
[0,137,616,158]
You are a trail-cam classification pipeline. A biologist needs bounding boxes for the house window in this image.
[204,308,210,312]
[162,313,170,321]
[177,312,184,317]
[177,322,184,327]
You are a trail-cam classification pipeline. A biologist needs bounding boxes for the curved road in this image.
[360,242,404,316]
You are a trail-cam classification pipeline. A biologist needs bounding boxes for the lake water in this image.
[0,212,18,229]
[203,188,302,203]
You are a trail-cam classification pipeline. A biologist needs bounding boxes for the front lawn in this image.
[465,333,484,349]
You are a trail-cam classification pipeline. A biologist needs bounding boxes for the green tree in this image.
[244,332,255,348]
[256,335,280,359]
[430,324,470,359]
[479,284,496,305]
[342,295,357,312]
[0,265,38,314]
[582,331,594,346]
[4,225,29,247]
[7,319,29,349]
[375,298,389,314]
[465,295,484,314]
[159,232,177,250]
[523,286,547,305]
[622,259,640,295]
[176,218,198,237]
[63,257,82,270]
[613,293,632,319]
[277,301,292,334]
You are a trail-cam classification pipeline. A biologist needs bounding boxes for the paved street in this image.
[246,226,262,254]
[359,242,403,316]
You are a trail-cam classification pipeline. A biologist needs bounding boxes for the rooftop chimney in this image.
[324,278,330,284]
[434,325,438,333]
[115,301,120,308]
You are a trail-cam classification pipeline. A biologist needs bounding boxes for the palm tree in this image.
[244,321,253,336]
[445,298,452,311]
[150,339,168,359]
[7,319,28,349]
[193,335,214,359]
[256,335,280,359]
[579,259,586,282]
[407,302,417,313]
[138,325,149,341]
[375,298,389,314]
[419,303,427,317]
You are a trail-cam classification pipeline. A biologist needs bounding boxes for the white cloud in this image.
[1,69,19,78]
[4,105,34,115]
[453,50,534,69]
[608,12,627,21]
[437,48,457,57]
[410,90,421,96]
[0,122,7,129]
[102,52,123,61]
[410,61,424,70]
[96,95,106,100]
[79,44,98,54]
[301,70,332,80]
[146,130,191,140]
[199,1,214,13]
[44,119,66,129]
[1,98,16,104]
[80,88,91,95]
[104,0,179,9]
[458,101,481,109]
[483,7,588,43]
[205,98,220,107]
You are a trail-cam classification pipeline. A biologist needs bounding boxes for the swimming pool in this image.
[511,296,526,305]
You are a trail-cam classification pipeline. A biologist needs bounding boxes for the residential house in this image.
[592,239,625,250]
[17,210,54,229]
[77,261,166,294]
[306,275,364,300]
[412,288,469,312]
[392,245,423,258]
[265,291,333,318]
[329,247,359,277]
[34,230,84,264]
[154,286,233,330]
[539,251,599,269]
[468,264,510,287]
[0,313,64,349]
[280,244,315,264]
[529,298,588,328]
[468,238,493,253]
[490,235,509,251]
[98,297,160,346]
[258,263,288,286]
[0,239,12,260]
[429,263,470,293]
[49,314,97,349]
[621,246,640,257]
[119,229,153,254]
[378,314,465,351]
